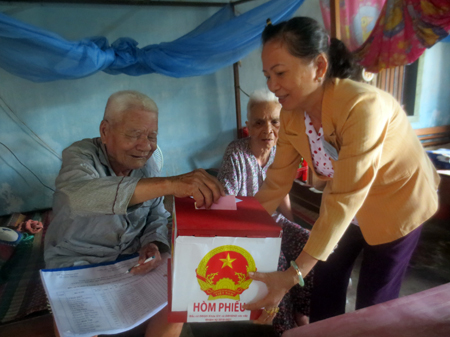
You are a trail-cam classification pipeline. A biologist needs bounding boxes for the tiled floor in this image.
[181,215,450,337]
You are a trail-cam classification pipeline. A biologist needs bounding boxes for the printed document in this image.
[40,253,169,337]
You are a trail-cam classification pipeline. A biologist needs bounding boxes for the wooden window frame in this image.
[368,54,424,122]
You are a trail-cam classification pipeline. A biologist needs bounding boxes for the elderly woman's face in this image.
[101,109,158,175]
[246,101,281,151]
[262,40,319,111]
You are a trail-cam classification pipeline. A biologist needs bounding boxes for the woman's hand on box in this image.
[243,269,297,324]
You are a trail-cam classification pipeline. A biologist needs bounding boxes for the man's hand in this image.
[169,169,225,209]
[129,169,225,208]
[129,242,161,275]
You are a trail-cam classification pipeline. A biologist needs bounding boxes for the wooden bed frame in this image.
[415,125,450,148]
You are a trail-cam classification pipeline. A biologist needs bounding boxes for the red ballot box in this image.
[168,196,282,323]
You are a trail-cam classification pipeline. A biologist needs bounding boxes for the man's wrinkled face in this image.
[100,109,158,176]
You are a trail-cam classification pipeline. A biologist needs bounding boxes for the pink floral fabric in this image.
[353,0,450,72]
[320,0,450,72]
[320,0,385,51]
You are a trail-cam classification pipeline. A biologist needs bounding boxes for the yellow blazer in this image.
[256,78,440,261]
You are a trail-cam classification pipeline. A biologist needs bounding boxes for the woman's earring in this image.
[317,77,323,82]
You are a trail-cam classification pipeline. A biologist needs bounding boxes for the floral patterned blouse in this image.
[218,137,286,224]
[218,137,275,196]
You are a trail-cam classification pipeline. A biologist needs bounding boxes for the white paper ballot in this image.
[194,195,237,210]
[40,253,170,337]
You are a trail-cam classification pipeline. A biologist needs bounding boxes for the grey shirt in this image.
[44,138,170,269]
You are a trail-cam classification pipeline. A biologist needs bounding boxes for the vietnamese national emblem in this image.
[196,245,256,300]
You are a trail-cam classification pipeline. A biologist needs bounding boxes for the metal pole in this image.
[231,0,256,5]
[233,61,242,139]
[231,3,242,139]
[4,0,230,7]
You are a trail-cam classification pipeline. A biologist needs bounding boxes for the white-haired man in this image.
[45,90,224,337]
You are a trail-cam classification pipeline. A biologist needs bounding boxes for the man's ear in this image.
[99,120,109,144]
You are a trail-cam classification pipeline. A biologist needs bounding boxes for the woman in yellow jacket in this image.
[244,17,440,323]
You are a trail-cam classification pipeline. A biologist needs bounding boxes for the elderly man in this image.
[44,90,224,337]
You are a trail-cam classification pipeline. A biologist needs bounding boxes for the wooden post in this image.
[330,0,341,39]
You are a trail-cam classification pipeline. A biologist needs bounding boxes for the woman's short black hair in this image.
[262,17,355,80]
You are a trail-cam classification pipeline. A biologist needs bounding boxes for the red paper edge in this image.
[167,258,262,322]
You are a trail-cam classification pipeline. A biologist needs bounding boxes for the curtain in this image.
[320,0,385,51]
[353,0,450,72]
[0,0,304,82]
